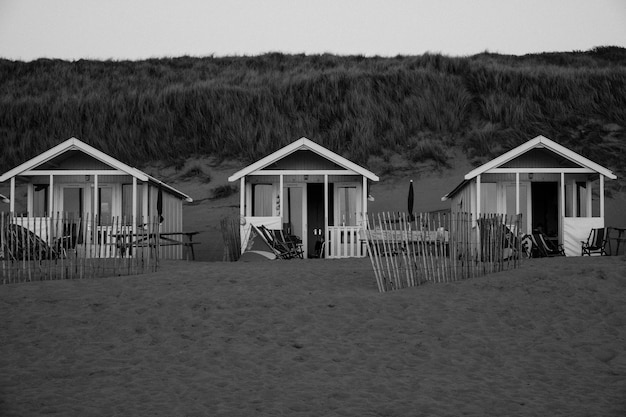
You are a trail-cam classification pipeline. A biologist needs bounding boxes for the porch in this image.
[0,138,194,266]
[442,136,618,257]
[0,213,197,283]
[240,216,367,259]
[229,137,379,260]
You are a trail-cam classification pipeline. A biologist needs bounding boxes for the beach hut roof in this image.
[442,135,617,201]
[0,137,192,202]
[228,137,379,182]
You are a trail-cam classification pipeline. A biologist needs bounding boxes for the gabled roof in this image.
[228,137,379,182]
[464,135,616,180]
[0,137,192,202]
[442,135,617,201]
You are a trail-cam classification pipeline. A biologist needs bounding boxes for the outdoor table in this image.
[363,228,450,256]
[115,231,200,260]
[159,232,200,260]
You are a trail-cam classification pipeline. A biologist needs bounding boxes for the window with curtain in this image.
[122,184,143,225]
[252,184,273,216]
[337,186,357,226]
[98,187,112,225]
[505,183,528,232]
[33,184,49,216]
[576,182,588,217]
[480,183,497,214]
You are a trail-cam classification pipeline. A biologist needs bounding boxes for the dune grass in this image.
[0,47,625,185]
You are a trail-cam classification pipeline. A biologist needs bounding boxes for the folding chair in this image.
[258,225,297,259]
[531,232,565,257]
[581,228,608,256]
[277,230,304,258]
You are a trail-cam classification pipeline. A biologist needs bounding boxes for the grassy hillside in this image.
[1,47,625,190]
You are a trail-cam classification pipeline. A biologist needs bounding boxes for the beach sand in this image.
[1,255,625,416]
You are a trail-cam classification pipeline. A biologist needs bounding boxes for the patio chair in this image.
[477,218,521,261]
[530,232,565,257]
[521,234,533,258]
[581,227,608,256]
[258,225,298,259]
[277,230,304,259]
[501,224,522,260]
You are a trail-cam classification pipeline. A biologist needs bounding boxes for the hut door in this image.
[531,182,559,238]
[504,183,529,234]
[282,184,304,242]
[60,186,85,247]
[61,186,84,218]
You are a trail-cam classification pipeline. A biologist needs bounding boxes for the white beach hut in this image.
[0,137,193,259]
[442,135,617,256]
[229,137,379,258]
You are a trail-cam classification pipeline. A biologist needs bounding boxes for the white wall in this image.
[562,217,604,256]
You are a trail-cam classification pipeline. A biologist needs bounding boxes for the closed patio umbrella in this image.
[408,180,414,221]
[157,184,164,223]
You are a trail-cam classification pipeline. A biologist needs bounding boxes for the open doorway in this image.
[307,183,333,258]
[531,182,559,239]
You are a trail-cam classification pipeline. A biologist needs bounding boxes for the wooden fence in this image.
[363,212,523,292]
[220,216,242,261]
[1,213,162,284]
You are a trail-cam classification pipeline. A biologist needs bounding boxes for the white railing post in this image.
[324,174,329,259]
[600,174,605,221]
[325,225,365,258]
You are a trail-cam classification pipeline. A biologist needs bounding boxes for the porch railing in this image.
[325,226,366,258]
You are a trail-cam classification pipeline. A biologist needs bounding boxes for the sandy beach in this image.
[1,255,625,416]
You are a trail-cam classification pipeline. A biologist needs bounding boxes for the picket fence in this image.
[1,213,162,284]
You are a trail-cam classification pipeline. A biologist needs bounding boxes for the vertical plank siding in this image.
[364,212,523,292]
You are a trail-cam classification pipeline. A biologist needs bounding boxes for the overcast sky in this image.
[1,0,625,61]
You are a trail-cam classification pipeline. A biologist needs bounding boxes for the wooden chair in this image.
[581,228,608,256]
[531,232,565,257]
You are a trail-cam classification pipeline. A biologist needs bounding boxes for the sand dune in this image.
[1,255,625,416]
